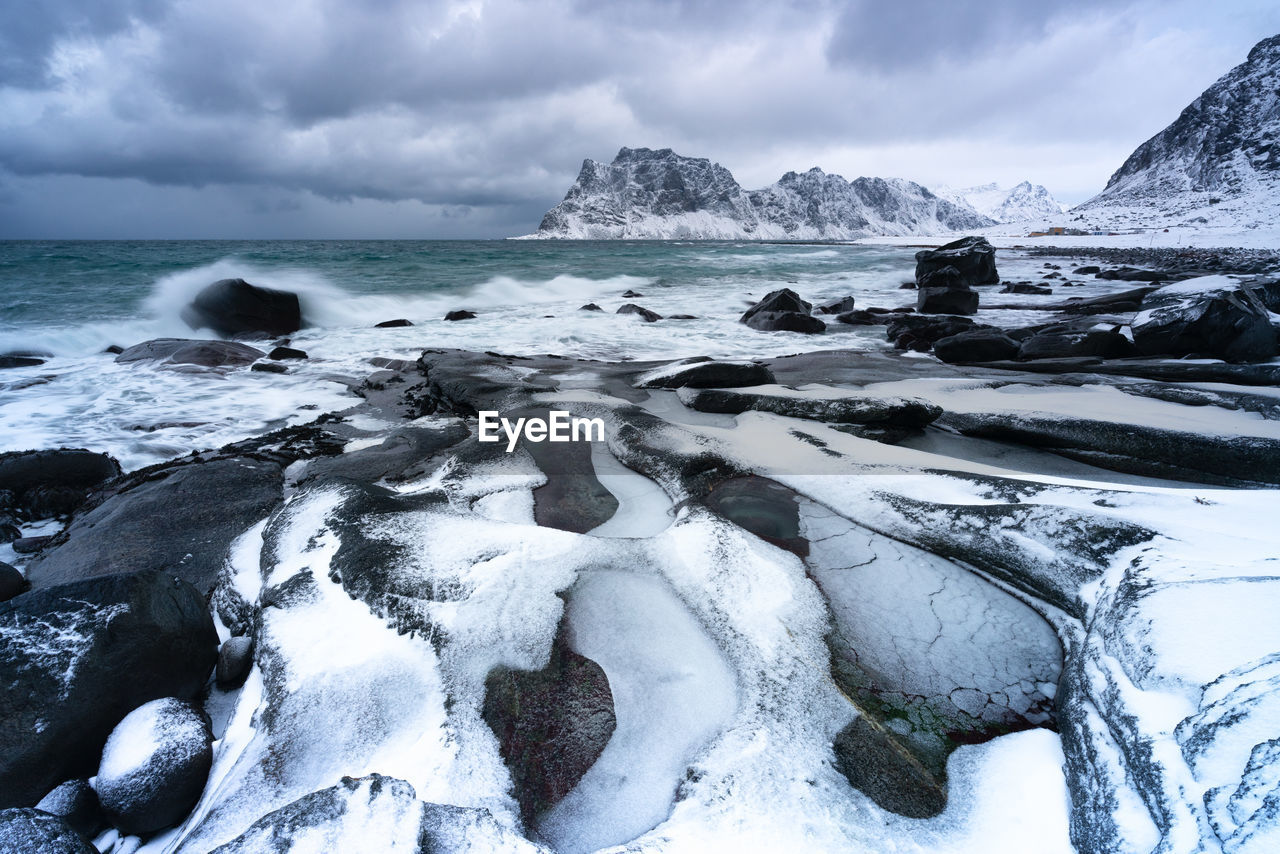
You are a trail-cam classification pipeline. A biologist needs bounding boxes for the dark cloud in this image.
[0,0,1276,237]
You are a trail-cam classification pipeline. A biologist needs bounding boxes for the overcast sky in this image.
[1,0,1276,239]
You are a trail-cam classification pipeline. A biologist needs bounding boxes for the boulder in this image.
[578,303,603,312]
[816,296,857,315]
[914,236,999,288]
[1002,283,1053,295]
[444,310,477,321]
[933,330,1021,363]
[115,339,265,369]
[215,635,254,690]
[35,780,105,840]
[743,311,827,333]
[12,536,52,554]
[0,571,218,808]
[635,360,776,389]
[0,563,23,602]
[267,346,307,360]
[181,279,301,337]
[0,808,96,853]
[1017,323,1135,361]
[917,265,966,291]
[916,287,979,315]
[250,362,288,374]
[617,304,662,322]
[1131,277,1279,363]
[0,356,45,369]
[24,456,283,596]
[374,318,413,328]
[1056,286,1158,316]
[621,289,644,298]
[0,449,121,521]
[1073,266,1101,275]
[95,698,213,836]
[740,288,812,323]
[886,315,990,352]
[1096,266,1169,282]
[483,632,616,823]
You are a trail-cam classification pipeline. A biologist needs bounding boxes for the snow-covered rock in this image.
[1130,274,1280,363]
[95,697,213,836]
[932,181,1069,223]
[0,807,97,854]
[532,148,992,239]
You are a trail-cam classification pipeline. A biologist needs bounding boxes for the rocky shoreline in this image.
[2,243,1280,853]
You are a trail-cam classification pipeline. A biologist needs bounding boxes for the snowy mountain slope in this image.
[932,181,1069,223]
[532,148,993,239]
[1072,32,1280,231]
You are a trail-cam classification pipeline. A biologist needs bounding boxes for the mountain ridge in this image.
[531,147,993,239]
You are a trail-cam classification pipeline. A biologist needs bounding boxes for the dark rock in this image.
[1131,279,1279,363]
[1002,283,1053,295]
[1096,266,1170,282]
[250,362,288,374]
[1056,286,1159,316]
[215,636,254,690]
[744,311,827,333]
[816,296,857,314]
[886,315,990,351]
[666,313,699,320]
[95,698,213,836]
[25,456,283,596]
[0,808,96,853]
[267,346,307,360]
[899,281,917,289]
[181,279,301,337]
[0,449,121,520]
[443,310,476,321]
[914,236,999,288]
[483,630,616,824]
[917,265,966,290]
[578,303,603,312]
[1073,266,1101,275]
[933,330,1021,363]
[835,309,889,326]
[0,563,23,602]
[374,319,413,328]
[116,339,266,369]
[617,304,662,322]
[104,345,125,355]
[35,780,105,840]
[636,360,776,389]
[12,536,51,554]
[678,387,941,427]
[916,287,979,316]
[1017,323,1135,361]
[834,716,946,819]
[621,289,644,298]
[0,356,45,369]
[740,288,812,323]
[0,571,218,808]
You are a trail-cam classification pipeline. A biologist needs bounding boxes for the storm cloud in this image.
[0,0,1276,237]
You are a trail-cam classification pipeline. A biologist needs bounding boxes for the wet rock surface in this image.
[0,571,217,808]
[181,278,302,337]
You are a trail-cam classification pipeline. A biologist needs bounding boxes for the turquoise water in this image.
[1,240,915,334]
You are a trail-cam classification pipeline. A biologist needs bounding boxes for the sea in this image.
[0,239,1065,472]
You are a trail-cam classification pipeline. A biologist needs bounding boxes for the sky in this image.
[0,0,1276,239]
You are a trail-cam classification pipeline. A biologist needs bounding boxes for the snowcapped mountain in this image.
[531,148,992,239]
[1072,33,1280,231]
[931,181,1068,223]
